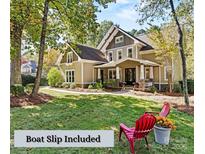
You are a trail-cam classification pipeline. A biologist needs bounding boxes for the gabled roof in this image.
[94,58,159,68]
[97,25,154,51]
[72,44,108,62]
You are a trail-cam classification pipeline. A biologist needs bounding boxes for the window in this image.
[108,69,116,79]
[145,67,150,80]
[67,52,73,63]
[115,35,124,44]
[108,51,113,61]
[117,50,122,60]
[65,70,75,83]
[127,48,133,58]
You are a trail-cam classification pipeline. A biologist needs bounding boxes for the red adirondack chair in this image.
[119,113,156,154]
[145,102,170,117]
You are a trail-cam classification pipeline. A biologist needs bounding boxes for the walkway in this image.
[41,87,194,105]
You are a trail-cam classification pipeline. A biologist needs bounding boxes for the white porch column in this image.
[140,64,144,80]
[116,66,120,79]
[159,66,162,90]
[150,66,154,79]
[97,68,101,79]
[135,65,139,82]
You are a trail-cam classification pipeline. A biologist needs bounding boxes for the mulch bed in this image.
[159,92,194,97]
[11,93,54,108]
[172,103,194,116]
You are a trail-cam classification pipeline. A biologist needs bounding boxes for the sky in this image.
[96,0,163,31]
[96,0,149,31]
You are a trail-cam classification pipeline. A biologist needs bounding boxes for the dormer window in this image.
[117,49,122,60]
[127,47,133,58]
[115,35,124,44]
[108,51,113,61]
[67,52,73,63]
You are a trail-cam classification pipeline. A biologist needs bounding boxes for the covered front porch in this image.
[94,58,161,90]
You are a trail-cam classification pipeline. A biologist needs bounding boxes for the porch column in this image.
[135,65,139,82]
[150,66,154,79]
[140,64,144,80]
[97,68,101,79]
[159,66,162,90]
[116,66,120,79]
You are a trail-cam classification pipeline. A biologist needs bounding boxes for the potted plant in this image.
[154,116,176,145]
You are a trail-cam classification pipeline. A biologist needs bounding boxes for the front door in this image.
[125,68,136,85]
[100,70,104,84]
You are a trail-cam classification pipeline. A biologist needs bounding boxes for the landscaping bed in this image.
[10,93,54,107]
[172,103,194,115]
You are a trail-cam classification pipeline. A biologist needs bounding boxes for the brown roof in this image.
[69,43,108,62]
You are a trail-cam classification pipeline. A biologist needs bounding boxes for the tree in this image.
[147,25,178,93]
[31,0,114,96]
[129,29,146,36]
[10,0,32,85]
[43,49,60,75]
[86,20,113,47]
[11,0,44,85]
[32,0,49,96]
[136,0,193,106]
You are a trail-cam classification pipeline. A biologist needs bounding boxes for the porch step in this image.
[124,86,133,90]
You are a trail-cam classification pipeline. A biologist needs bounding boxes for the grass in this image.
[11,89,194,154]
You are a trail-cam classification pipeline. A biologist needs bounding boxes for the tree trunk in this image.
[32,0,49,96]
[169,0,189,106]
[10,23,23,85]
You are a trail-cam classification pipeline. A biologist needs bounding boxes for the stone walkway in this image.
[42,87,194,105]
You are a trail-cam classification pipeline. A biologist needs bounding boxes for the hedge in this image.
[179,79,194,94]
[21,74,48,86]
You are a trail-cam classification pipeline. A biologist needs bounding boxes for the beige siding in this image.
[83,63,95,83]
[59,62,82,84]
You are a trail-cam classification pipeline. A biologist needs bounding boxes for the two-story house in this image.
[56,25,182,90]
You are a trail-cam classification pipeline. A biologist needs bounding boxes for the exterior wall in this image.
[106,31,134,49]
[105,45,138,62]
[60,61,99,87]
[82,62,96,84]
[59,62,82,85]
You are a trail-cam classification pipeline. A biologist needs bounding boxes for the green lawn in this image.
[11,89,194,154]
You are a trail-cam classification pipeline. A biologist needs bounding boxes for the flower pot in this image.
[154,125,171,145]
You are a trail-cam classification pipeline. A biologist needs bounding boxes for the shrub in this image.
[21,74,35,86]
[22,74,48,86]
[173,83,182,93]
[179,80,194,94]
[10,84,25,96]
[62,82,70,88]
[187,79,194,94]
[88,84,94,89]
[47,67,64,87]
[103,80,118,88]
[40,77,48,86]
[56,82,63,88]
[70,83,76,89]
[24,83,34,94]
[149,85,158,93]
[95,82,103,89]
